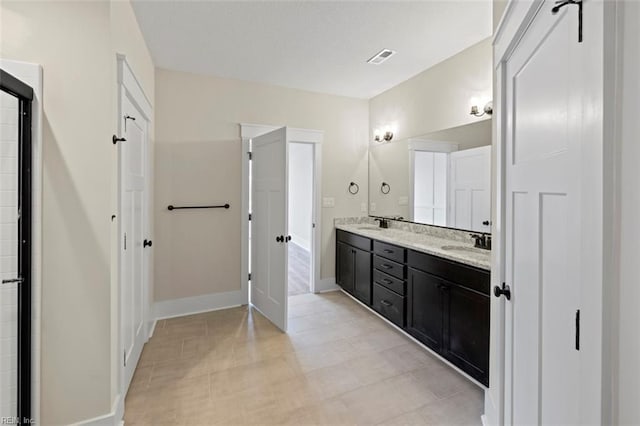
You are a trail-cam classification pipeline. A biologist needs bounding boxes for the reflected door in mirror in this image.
[449,146,491,232]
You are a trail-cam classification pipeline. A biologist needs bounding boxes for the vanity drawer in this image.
[372,284,405,328]
[373,255,406,280]
[407,250,490,295]
[373,240,406,263]
[373,270,406,296]
[336,229,372,251]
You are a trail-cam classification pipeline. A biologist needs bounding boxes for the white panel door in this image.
[121,94,148,389]
[504,2,587,424]
[251,127,288,331]
[449,146,491,232]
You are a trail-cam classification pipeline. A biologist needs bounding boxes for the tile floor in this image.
[124,291,483,425]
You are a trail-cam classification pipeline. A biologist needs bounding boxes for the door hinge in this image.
[248,273,252,281]
[248,213,252,221]
[124,114,136,131]
[247,151,252,160]
[124,233,127,250]
[123,350,127,367]
[575,309,580,351]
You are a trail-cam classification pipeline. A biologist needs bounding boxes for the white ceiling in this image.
[131,1,492,99]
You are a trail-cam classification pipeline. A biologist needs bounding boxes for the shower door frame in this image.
[1,68,33,424]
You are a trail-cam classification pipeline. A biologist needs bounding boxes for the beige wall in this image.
[1,0,154,423]
[493,0,508,31]
[154,68,369,302]
[369,38,493,144]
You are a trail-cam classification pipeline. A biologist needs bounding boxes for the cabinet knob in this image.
[276,235,284,243]
[493,283,511,300]
[143,239,153,248]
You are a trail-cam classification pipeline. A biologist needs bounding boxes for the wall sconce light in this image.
[373,127,394,143]
[470,101,493,117]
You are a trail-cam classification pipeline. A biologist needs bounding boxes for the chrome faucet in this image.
[470,233,491,250]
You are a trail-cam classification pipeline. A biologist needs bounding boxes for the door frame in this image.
[240,124,323,304]
[116,55,153,403]
[491,1,613,424]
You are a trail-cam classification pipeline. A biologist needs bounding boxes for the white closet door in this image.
[121,94,149,390]
[502,1,600,423]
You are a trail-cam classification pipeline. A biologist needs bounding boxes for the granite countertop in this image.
[335,223,491,271]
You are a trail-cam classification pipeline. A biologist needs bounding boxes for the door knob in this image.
[276,235,284,243]
[493,283,511,300]
[143,239,153,248]
[285,235,292,242]
[2,277,24,285]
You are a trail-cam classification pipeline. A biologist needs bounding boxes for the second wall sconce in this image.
[470,101,493,117]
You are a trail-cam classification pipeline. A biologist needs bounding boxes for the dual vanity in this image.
[335,218,491,386]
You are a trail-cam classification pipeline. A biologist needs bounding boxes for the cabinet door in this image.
[353,247,372,305]
[443,284,490,386]
[407,268,444,351]
[336,242,354,294]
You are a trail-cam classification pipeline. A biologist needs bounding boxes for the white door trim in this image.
[240,123,323,303]
[116,54,153,413]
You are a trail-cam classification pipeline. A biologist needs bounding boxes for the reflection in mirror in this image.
[368,120,492,233]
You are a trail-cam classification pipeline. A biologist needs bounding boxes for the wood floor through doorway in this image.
[124,292,483,425]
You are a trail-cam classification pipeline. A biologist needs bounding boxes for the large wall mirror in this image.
[368,119,492,233]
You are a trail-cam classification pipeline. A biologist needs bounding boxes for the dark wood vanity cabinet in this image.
[408,250,490,386]
[336,231,372,305]
[444,282,490,384]
[407,268,445,352]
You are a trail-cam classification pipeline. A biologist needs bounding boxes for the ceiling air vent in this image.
[367,49,396,65]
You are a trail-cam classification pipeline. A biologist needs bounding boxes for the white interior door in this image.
[121,94,148,389]
[449,146,491,232]
[503,2,588,424]
[251,127,288,331]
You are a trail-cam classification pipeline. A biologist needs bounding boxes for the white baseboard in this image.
[315,277,340,293]
[147,319,157,339]
[73,393,123,426]
[154,290,245,320]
